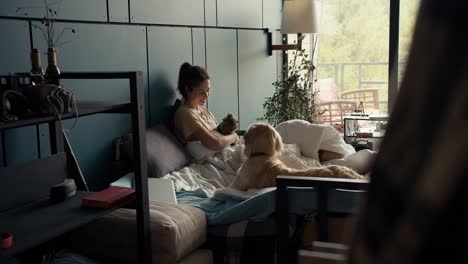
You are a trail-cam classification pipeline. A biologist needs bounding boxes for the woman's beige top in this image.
[174,104,217,143]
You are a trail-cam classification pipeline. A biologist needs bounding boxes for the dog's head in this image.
[243,123,283,157]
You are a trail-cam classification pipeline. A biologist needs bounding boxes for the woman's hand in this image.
[230,133,240,145]
[192,126,239,150]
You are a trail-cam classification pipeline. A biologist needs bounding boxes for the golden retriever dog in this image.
[232,123,366,190]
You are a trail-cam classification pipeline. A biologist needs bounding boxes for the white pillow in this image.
[318,124,355,156]
[275,119,325,160]
[185,141,220,163]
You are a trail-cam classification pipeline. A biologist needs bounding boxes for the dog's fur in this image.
[232,123,366,190]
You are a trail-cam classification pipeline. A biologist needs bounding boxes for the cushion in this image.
[120,124,192,178]
[275,119,325,160]
[69,201,207,264]
[318,125,356,156]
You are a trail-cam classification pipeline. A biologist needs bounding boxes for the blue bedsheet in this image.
[111,173,365,225]
[177,188,365,225]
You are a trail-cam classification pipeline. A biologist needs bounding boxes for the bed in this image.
[70,119,373,264]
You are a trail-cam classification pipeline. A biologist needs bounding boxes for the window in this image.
[315,0,390,114]
[282,0,421,119]
[398,0,422,86]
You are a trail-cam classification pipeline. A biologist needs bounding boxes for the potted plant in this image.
[261,36,319,127]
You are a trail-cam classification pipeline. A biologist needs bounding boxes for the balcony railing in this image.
[316,61,407,112]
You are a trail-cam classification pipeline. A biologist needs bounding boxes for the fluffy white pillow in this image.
[318,124,356,156]
[185,141,220,163]
[275,119,325,160]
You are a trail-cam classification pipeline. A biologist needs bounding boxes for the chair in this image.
[316,100,358,132]
[314,79,381,131]
[341,88,380,113]
[315,78,352,131]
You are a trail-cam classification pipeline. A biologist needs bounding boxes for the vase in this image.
[30,48,45,85]
[46,47,61,86]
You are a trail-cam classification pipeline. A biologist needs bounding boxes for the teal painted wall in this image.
[0,0,282,190]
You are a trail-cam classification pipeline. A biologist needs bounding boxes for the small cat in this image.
[216,113,238,135]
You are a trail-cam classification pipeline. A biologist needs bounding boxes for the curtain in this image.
[349,1,468,263]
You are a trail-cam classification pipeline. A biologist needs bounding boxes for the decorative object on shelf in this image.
[0,74,74,121]
[50,178,77,203]
[22,83,74,116]
[0,89,29,123]
[355,101,365,114]
[261,35,319,126]
[17,0,76,86]
[30,48,45,85]
[46,47,61,86]
[17,0,76,48]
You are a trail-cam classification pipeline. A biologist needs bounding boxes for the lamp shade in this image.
[281,0,319,34]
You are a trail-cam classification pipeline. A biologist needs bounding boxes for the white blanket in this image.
[164,121,368,197]
[163,143,322,197]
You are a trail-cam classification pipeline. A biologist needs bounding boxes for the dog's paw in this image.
[327,165,364,179]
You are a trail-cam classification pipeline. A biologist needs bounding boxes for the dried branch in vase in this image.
[16,0,76,48]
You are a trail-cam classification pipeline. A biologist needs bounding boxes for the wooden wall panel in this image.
[147,26,192,125]
[217,0,262,28]
[192,28,206,68]
[109,0,129,23]
[32,23,147,100]
[0,20,38,166]
[238,30,277,129]
[0,20,30,72]
[205,0,217,27]
[205,28,238,123]
[130,0,204,26]
[263,0,283,30]
[0,0,107,22]
[32,23,147,189]
[3,128,39,167]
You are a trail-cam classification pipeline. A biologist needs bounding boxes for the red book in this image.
[82,186,135,209]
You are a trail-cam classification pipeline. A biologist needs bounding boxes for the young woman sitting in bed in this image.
[173,62,239,150]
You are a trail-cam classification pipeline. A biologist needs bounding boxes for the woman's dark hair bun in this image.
[180,62,192,75]
[177,62,210,101]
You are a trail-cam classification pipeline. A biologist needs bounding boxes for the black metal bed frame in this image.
[276,176,369,264]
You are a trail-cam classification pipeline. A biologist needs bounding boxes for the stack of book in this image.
[82,186,135,209]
